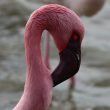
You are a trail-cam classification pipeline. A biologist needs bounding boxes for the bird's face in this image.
[34,4,84,87]
[44,5,85,87]
[51,32,82,87]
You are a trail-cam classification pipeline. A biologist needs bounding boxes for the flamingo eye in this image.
[71,31,81,42]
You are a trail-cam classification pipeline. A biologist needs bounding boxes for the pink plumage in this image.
[13,4,84,110]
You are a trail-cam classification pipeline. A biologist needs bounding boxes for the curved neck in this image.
[24,18,52,89]
[13,4,84,110]
[25,27,43,77]
[13,14,52,110]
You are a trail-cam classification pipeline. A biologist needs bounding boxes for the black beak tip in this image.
[51,37,81,87]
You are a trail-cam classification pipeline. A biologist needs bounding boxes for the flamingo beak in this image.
[51,37,81,87]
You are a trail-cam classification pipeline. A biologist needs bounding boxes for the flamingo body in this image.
[37,0,106,17]
[71,0,106,16]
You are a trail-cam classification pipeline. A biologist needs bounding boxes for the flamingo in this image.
[13,4,84,110]
[37,0,106,17]
[69,0,106,17]
[43,0,105,89]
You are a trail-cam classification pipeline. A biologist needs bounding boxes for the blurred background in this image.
[0,0,110,110]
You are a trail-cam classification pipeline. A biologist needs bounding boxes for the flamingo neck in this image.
[14,16,52,110]
[13,4,85,110]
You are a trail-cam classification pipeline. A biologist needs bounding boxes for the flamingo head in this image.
[41,4,85,87]
[28,4,85,87]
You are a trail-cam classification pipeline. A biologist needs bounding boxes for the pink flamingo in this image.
[37,0,106,17]
[71,0,106,17]
[44,0,105,89]
[13,4,84,110]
